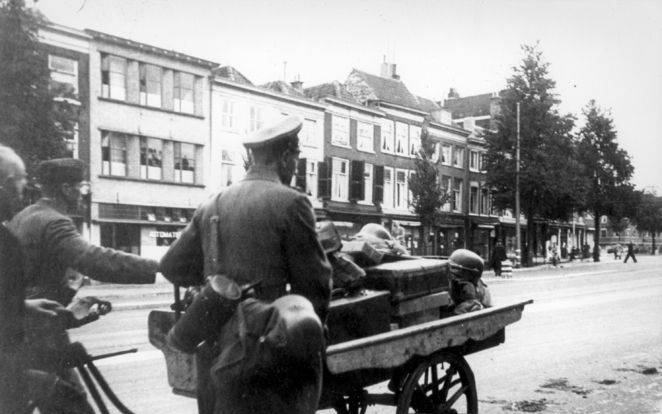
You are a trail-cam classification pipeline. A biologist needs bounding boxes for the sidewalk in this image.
[81,255,658,311]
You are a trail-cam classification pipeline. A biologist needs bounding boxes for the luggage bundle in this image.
[317,221,451,345]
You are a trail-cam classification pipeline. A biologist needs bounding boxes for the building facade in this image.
[84,30,217,259]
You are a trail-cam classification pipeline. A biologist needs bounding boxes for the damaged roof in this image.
[214,65,254,86]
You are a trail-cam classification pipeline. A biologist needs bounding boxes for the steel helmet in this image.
[357,223,393,241]
[448,249,484,281]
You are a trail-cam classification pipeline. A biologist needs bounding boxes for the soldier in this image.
[0,146,72,413]
[9,157,158,414]
[160,115,332,414]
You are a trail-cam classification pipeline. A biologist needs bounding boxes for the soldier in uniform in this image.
[160,115,332,414]
[8,158,158,414]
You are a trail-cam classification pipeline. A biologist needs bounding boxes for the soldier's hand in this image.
[24,298,70,318]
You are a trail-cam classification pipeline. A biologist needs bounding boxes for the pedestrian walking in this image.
[491,241,507,277]
[623,241,637,263]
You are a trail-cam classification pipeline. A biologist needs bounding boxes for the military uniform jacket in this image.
[9,198,157,305]
[160,165,332,320]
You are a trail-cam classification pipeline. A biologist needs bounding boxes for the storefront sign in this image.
[149,230,181,239]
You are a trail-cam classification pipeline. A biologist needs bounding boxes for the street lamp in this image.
[515,102,522,266]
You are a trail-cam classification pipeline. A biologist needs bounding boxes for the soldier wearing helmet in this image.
[448,249,491,314]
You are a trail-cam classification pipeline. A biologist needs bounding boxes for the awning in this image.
[477,224,495,229]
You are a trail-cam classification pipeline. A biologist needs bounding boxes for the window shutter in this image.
[324,113,332,144]
[373,165,384,205]
[373,124,381,153]
[349,160,365,201]
[295,158,307,192]
[350,119,357,149]
[318,158,331,200]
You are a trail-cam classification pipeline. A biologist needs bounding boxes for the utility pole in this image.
[515,102,522,266]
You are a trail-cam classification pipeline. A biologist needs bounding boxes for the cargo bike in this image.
[148,257,533,414]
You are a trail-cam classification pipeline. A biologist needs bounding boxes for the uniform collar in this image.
[37,197,68,215]
[243,165,282,184]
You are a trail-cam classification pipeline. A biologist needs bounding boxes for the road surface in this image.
[70,256,662,413]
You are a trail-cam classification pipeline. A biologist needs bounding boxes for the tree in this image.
[576,99,635,261]
[483,44,584,266]
[0,0,74,179]
[633,192,662,255]
[409,124,449,255]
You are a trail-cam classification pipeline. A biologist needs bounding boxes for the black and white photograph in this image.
[1,0,661,413]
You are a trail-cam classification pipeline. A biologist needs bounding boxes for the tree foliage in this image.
[633,192,662,254]
[483,44,584,265]
[0,0,75,177]
[409,124,450,254]
[576,99,635,260]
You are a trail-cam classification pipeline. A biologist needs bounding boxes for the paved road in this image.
[70,256,662,413]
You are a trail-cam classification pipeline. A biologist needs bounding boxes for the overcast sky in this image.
[34,0,662,193]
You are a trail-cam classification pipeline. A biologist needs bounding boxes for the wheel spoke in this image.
[444,384,470,408]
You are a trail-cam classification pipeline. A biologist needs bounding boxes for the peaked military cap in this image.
[243,115,303,149]
[36,158,86,185]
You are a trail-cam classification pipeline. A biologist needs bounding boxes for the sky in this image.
[32,0,662,193]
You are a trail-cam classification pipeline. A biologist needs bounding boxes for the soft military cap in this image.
[36,158,86,185]
[243,115,303,149]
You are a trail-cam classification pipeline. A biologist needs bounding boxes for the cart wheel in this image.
[396,351,477,414]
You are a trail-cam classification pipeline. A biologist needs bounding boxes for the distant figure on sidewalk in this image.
[624,241,637,263]
[491,241,507,277]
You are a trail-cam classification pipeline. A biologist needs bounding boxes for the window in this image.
[332,115,349,147]
[454,147,465,168]
[306,161,318,198]
[174,142,196,183]
[174,72,195,114]
[357,122,374,152]
[470,183,479,214]
[362,163,373,203]
[101,131,127,176]
[441,175,452,212]
[62,122,79,158]
[301,119,317,147]
[395,122,408,155]
[140,137,163,180]
[220,100,236,130]
[469,151,480,171]
[395,169,408,209]
[409,126,421,157]
[441,144,452,165]
[331,158,348,201]
[408,171,415,208]
[480,153,487,173]
[221,149,244,187]
[140,63,162,107]
[381,120,394,153]
[101,54,127,100]
[453,178,463,212]
[100,223,140,255]
[49,55,78,98]
[480,186,490,215]
[249,106,265,132]
[383,167,394,208]
[431,142,441,162]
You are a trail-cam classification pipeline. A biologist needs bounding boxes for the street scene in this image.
[1,0,662,413]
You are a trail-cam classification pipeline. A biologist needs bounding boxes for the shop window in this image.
[174,142,196,183]
[101,54,126,101]
[140,137,163,180]
[154,226,181,247]
[100,223,140,255]
[101,131,127,176]
[357,122,373,152]
[139,63,162,108]
[174,72,195,114]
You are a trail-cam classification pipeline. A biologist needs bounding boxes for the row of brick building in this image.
[38,22,596,263]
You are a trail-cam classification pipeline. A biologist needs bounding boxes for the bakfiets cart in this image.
[149,257,532,414]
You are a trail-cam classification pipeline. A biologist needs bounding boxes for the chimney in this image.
[380,61,399,80]
[448,88,460,99]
